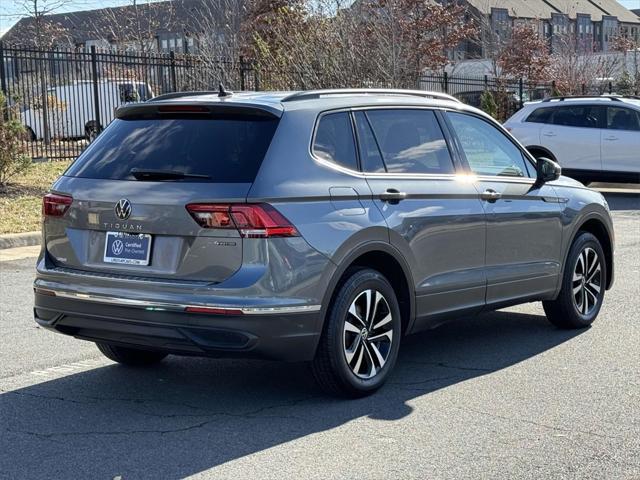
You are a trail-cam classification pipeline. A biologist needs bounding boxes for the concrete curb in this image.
[0,231,41,250]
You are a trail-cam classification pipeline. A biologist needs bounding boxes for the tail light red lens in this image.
[43,193,73,217]
[186,204,234,228]
[186,203,299,238]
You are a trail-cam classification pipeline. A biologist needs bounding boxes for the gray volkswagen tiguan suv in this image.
[34,89,614,397]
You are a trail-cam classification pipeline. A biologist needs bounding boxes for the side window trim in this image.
[360,111,387,172]
[433,109,465,172]
[348,111,364,172]
[352,110,386,173]
[444,110,536,179]
[439,110,474,173]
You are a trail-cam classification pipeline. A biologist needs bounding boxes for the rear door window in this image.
[548,105,604,129]
[364,109,454,174]
[312,112,358,171]
[65,115,279,182]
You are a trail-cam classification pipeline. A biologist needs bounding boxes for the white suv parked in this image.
[504,96,640,184]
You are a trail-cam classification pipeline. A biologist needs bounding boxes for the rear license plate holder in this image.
[103,232,152,266]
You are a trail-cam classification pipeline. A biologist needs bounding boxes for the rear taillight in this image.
[186,203,299,238]
[42,193,73,217]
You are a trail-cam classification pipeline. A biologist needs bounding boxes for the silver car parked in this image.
[35,89,614,397]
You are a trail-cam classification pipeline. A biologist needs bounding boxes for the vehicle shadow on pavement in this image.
[1,310,585,479]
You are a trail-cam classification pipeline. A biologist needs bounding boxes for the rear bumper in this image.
[34,291,322,361]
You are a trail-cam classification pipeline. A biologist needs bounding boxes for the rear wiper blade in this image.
[130,168,211,180]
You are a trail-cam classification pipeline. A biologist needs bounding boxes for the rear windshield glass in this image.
[65,115,279,182]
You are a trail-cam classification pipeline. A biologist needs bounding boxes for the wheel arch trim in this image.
[559,211,615,295]
[319,241,417,335]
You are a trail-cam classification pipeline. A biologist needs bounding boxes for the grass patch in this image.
[0,160,71,234]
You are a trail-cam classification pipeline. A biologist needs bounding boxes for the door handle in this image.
[543,132,557,137]
[380,189,407,203]
[480,189,502,202]
[604,135,619,141]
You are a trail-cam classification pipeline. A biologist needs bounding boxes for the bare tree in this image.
[548,35,623,95]
[10,0,71,48]
[611,34,640,92]
[184,0,246,89]
[498,24,550,82]
[86,0,177,52]
[242,0,476,90]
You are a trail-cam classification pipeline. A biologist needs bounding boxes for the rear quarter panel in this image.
[248,107,392,296]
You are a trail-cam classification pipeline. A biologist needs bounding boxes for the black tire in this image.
[543,232,606,329]
[311,268,402,398]
[96,342,168,366]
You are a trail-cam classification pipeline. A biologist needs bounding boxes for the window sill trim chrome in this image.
[473,175,536,184]
[35,288,321,315]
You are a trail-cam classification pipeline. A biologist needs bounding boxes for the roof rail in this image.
[541,95,624,103]
[280,89,461,103]
[147,91,217,102]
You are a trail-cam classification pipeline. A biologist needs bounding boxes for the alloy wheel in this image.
[572,247,602,316]
[343,289,394,379]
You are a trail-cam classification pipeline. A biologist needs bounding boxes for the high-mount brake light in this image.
[157,105,210,114]
[42,193,73,217]
[185,203,299,238]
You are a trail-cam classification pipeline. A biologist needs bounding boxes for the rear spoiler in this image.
[115,101,282,119]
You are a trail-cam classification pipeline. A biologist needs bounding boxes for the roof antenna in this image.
[218,83,233,98]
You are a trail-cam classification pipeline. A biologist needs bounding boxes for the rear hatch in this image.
[43,103,280,283]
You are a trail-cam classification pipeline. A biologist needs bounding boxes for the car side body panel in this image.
[473,178,563,306]
[366,175,487,328]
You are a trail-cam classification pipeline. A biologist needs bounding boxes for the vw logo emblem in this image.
[111,239,124,256]
[114,199,132,220]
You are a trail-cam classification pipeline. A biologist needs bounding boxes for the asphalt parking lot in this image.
[0,188,638,480]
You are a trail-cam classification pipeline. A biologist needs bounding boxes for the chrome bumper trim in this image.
[36,288,322,315]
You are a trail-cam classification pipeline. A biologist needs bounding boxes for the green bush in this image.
[480,90,498,119]
[615,72,635,96]
[0,92,31,190]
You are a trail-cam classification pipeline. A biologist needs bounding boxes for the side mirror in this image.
[536,157,561,184]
